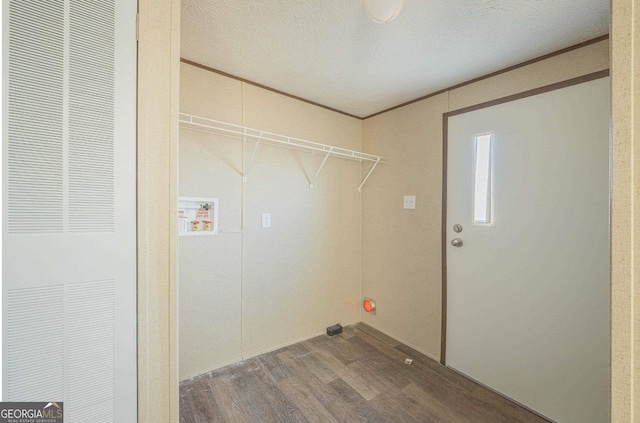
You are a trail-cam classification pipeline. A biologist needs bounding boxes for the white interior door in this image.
[3,1,137,421]
[446,77,610,423]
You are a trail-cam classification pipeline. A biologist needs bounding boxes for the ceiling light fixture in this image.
[364,0,403,24]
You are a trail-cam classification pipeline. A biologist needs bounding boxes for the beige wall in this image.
[179,63,363,379]
[362,94,448,358]
[178,63,244,379]
[361,39,609,360]
[610,0,640,420]
[137,0,180,422]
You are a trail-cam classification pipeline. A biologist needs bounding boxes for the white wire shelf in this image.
[179,113,385,192]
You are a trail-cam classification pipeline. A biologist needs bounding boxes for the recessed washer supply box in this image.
[178,197,219,236]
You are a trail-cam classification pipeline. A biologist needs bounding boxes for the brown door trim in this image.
[439,69,609,365]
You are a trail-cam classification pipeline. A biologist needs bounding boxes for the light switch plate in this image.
[261,213,271,228]
[403,196,416,209]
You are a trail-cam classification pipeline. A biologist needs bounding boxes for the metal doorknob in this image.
[451,238,463,247]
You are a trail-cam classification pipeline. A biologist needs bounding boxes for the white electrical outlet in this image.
[403,196,416,209]
[261,213,271,228]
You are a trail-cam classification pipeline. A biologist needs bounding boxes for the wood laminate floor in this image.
[180,323,550,423]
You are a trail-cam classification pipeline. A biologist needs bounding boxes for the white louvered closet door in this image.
[3,1,137,422]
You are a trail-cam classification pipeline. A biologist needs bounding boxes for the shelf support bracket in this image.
[243,132,262,182]
[358,157,381,192]
[309,147,333,189]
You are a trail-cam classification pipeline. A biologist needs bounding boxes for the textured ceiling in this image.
[181,0,609,118]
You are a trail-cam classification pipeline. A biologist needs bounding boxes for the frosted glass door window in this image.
[473,134,492,225]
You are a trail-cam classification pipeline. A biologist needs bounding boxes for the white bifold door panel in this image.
[3,1,137,421]
[446,77,610,423]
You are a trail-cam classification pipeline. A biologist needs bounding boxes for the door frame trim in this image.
[136,0,180,421]
[439,69,610,365]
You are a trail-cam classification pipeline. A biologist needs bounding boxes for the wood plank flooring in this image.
[180,323,550,422]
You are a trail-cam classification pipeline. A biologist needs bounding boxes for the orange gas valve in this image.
[363,298,376,313]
